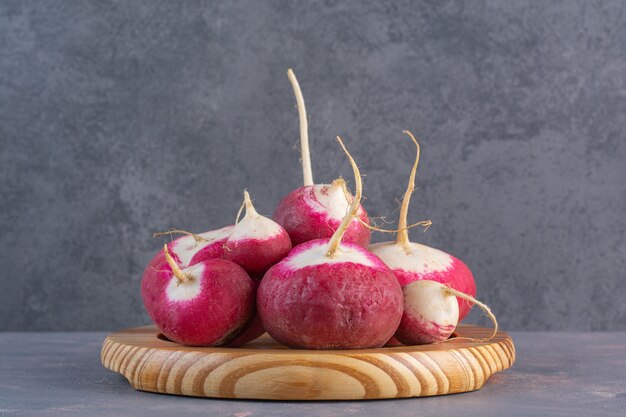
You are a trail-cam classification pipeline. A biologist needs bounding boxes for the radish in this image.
[224,191,292,275]
[149,190,291,278]
[228,314,264,346]
[258,138,403,349]
[228,279,266,347]
[395,280,498,345]
[395,280,459,345]
[152,226,234,268]
[369,131,477,321]
[142,226,234,316]
[272,69,370,247]
[144,191,287,346]
[141,245,255,346]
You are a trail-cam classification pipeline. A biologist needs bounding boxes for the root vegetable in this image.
[228,279,266,346]
[153,226,233,267]
[258,137,403,349]
[395,280,498,345]
[224,191,292,275]
[369,131,477,321]
[141,245,255,346]
[394,280,459,345]
[272,69,370,247]
[142,226,234,316]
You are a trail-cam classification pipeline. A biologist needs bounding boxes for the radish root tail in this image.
[153,229,210,244]
[397,130,421,248]
[327,137,362,258]
[287,69,313,186]
[443,286,499,341]
[235,198,246,224]
[162,244,193,285]
[356,216,432,233]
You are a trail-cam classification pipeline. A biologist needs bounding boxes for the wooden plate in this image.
[101,325,515,400]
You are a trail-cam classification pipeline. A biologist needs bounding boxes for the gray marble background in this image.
[1,0,625,331]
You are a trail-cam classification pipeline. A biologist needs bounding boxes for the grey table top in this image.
[0,331,624,417]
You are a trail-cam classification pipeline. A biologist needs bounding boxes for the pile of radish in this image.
[141,70,497,348]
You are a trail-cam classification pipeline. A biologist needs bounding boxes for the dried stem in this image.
[287,69,314,186]
[327,137,362,258]
[397,130,421,248]
[162,244,192,285]
[243,190,258,217]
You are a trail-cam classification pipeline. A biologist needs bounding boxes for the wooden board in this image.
[101,325,515,400]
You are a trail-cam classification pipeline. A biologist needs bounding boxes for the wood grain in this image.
[101,325,515,400]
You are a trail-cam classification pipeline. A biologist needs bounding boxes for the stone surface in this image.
[1,331,625,416]
[1,1,625,330]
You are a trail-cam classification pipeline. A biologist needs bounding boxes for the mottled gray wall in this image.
[1,0,625,331]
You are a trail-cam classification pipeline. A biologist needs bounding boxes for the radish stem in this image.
[287,69,313,186]
[327,137,362,258]
[163,244,193,285]
[242,190,258,217]
[397,130,420,250]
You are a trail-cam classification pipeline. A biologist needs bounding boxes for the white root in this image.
[397,130,421,249]
[153,229,210,244]
[442,286,499,341]
[287,69,314,186]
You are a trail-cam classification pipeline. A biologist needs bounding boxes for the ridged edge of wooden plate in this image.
[101,325,515,400]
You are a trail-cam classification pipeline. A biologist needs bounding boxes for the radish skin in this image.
[228,279,266,347]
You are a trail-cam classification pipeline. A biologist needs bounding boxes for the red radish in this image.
[259,138,403,349]
[273,69,370,247]
[395,280,459,345]
[226,275,266,347]
[142,226,234,315]
[395,280,498,345]
[152,226,234,267]
[149,190,291,278]
[385,336,404,347]
[141,245,255,346]
[228,314,265,347]
[224,191,292,275]
[369,131,477,321]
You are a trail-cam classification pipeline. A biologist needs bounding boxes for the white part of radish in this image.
[229,214,284,241]
[166,263,204,301]
[404,280,459,329]
[230,190,284,241]
[171,226,233,267]
[286,241,374,269]
[305,183,351,221]
[369,241,453,274]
